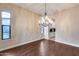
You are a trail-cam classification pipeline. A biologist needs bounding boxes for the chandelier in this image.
[39,3,55,27]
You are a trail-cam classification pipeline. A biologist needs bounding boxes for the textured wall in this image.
[0,3,41,50]
[55,6,79,47]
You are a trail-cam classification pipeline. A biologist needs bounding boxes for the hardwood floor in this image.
[0,39,79,56]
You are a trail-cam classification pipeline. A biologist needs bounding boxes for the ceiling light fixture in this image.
[39,2,55,27]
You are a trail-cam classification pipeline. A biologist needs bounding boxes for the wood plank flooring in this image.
[0,39,79,56]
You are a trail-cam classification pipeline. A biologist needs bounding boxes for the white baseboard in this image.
[1,39,78,52]
[55,40,79,48]
[0,39,41,52]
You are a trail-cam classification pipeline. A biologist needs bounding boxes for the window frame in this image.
[0,10,11,40]
[1,25,11,40]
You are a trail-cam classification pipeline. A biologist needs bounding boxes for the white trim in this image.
[0,39,41,51]
[55,40,79,48]
[1,39,79,52]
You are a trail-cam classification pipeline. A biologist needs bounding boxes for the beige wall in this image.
[0,3,41,50]
[54,6,79,47]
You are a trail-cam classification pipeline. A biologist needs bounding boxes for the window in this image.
[49,28,55,32]
[40,25,44,34]
[1,11,11,40]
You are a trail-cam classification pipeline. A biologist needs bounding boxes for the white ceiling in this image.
[14,3,79,16]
